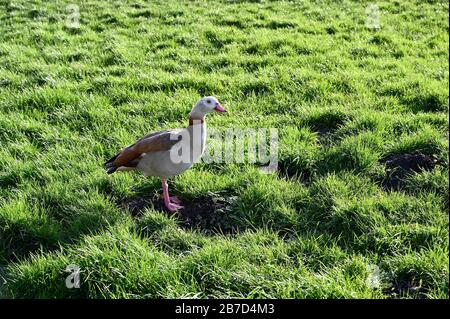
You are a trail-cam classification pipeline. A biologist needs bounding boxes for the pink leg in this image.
[169,196,182,205]
[160,195,182,204]
[162,179,183,212]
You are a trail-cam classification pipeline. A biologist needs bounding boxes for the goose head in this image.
[189,96,226,119]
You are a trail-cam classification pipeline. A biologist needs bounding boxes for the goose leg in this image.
[162,179,183,212]
[169,196,182,205]
[160,195,182,205]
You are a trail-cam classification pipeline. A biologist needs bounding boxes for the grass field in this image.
[0,0,448,298]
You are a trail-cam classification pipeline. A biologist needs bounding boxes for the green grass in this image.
[0,0,448,299]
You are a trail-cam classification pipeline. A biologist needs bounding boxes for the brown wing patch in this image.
[113,146,142,167]
[113,131,182,167]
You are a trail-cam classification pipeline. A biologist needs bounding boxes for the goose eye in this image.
[206,99,211,104]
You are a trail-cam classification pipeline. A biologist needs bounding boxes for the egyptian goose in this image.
[105,96,226,211]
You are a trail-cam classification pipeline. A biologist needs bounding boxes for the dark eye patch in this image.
[206,99,211,103]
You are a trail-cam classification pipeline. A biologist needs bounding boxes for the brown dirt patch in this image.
[120,193,238,234]
[380,151,441,189]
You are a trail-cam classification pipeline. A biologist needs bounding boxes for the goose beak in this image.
[214,103,226,113]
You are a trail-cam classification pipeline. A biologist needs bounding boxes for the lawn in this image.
[0,0,448,298]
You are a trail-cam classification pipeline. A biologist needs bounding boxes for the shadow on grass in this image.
[380,151,443,190]
[120,192,239,235]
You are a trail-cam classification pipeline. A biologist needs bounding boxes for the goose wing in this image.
[105,129,182,174]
